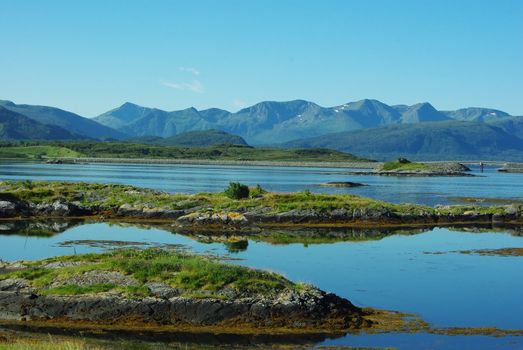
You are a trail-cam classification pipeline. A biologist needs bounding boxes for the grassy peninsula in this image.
[0,181,521,228]
[0,248,366,333]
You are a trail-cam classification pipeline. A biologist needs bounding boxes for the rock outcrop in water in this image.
[1,181,522,230]
[498,163,523,173]
[318,181,366,187]
[347,161,474,177]
[0,250,368,332]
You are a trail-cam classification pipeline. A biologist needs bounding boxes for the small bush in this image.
[250,184,267,198]
[224,182,250,199]
[397,157,411,164]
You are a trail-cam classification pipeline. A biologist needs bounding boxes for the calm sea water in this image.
[0,222,522,349]
[0,161,522,205]
[1,161,522,348]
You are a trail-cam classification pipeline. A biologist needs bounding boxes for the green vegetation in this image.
[0,180,426,215]
[0,106,80,142]
[1,180,517,219]
[224,182,250,199]
[381,159,429,171]
[0,141,369,162]
[0,339,105,350]
[129,129,248,147]
[0,146,83,160]
[490,115,523,139]
[0,248,296,297]
[448,196,523,205]
[284,120,523,161]
[0,332,176,350]
[250,184,267,197]
[0,100,124,140]
[39,284,118,296]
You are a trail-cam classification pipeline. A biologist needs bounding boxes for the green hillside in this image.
[489,116,523,139]
[0,100,126,140]
[2,98,519,156]
[93,102,157,129]
[128,129,247,147]
[0,106,82,141]
[284,120,523,161]
[121,107,213,137]
[0,145,83,159]
[93,99,511,145]
[0,141,367,162]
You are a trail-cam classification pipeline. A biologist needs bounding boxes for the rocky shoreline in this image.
[346,170,476,177]
[498,163,523,173]
[346,162,475,177]
[47,157,379,169]
[0,250,368,333]
[0,287,365,332]
[1,181,522,229]
[1,198,522,228]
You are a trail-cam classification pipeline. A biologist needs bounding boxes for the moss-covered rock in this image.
[1,181,522,229]
[0,249,367,332]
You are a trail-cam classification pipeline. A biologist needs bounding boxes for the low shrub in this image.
[250,184,267,198]
[224,182,250,199]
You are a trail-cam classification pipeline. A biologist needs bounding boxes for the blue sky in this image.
[1,0,522,116]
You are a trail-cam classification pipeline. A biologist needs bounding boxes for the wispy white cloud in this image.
[162,80,204,93]
[179,67,200,76]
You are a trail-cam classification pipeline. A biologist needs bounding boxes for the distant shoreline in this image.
[43,157,381,169]
[2,156,519,169]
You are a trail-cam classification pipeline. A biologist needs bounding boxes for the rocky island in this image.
[498,162,523,173]
[0,248,370,333]
[0,180,521,230]
[1,181,522,341]
[347,158,473,177]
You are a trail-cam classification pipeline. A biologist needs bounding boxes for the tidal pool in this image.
[1,221,522,349]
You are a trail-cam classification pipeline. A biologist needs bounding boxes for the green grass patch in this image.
[0,180,516,221]
[183,292,227,300]
[0,248,296,297]
[381,161,429,171]
[0,146,83,160]
[40,284,116,295]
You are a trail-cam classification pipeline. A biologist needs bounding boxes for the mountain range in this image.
[91,99,522,145]
[284,120,523,161]
[0,106,81,141]
[0,100,125,140]
[1,97,523,160]
[93,99,460,144]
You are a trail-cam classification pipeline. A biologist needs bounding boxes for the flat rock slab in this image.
[57,270,139,287]
[0,289,366,331]
[318,182,367,187]
[344,171,476,177]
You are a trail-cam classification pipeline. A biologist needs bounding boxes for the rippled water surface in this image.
[1,161,523,205]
